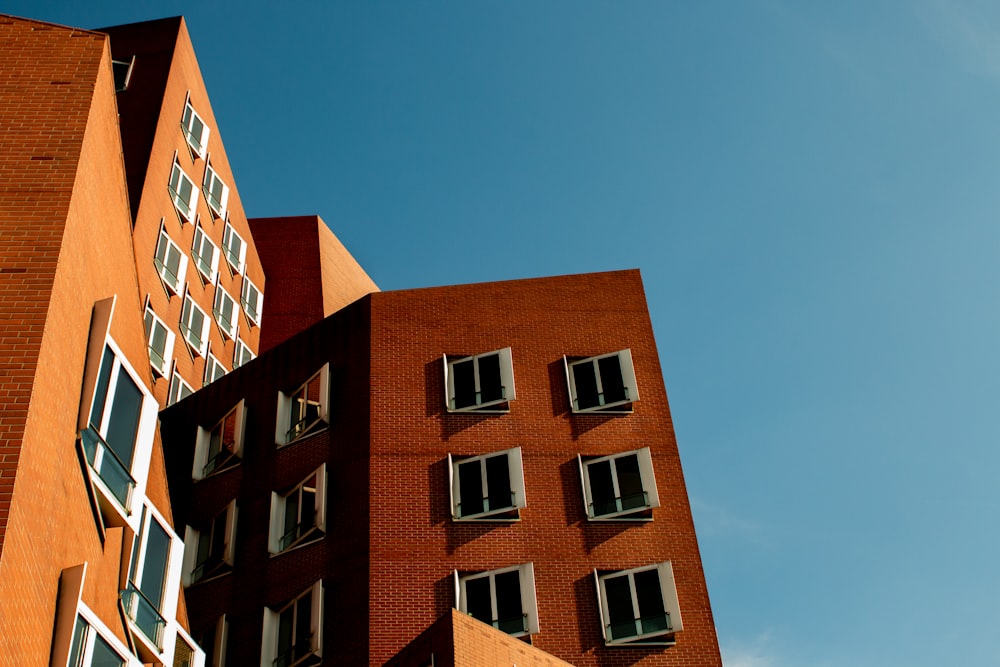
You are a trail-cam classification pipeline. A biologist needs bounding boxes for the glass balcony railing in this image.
[80,427,135,511]
[152,258,180,291]
[121,583,167,650]
[591,491,649,517]
[273,636,315,667]
[495,613,528,635]
[609,611,671,641]
[457,491,516,518]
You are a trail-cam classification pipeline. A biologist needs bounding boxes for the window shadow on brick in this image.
[559,458,587,526]
[434,573,456,618]
[426,360,498,439]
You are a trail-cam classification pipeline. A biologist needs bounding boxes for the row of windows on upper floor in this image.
[190,558,683,667]
[75,332,199,665]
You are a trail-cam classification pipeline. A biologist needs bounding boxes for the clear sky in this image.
[11,2,1000,665]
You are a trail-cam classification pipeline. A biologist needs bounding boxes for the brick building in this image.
[0,11,721,667]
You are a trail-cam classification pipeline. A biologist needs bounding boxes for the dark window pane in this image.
[477,354,503,404]
[494,570,523,633]
[91,634,126,667]
[604,575,637,639]
[139,520,171,609]
[277,605,295,660]
[452,359,476,409]
[89,347,115,429]
[633,569,668,633]
[485,454,512,511]
[573,361,600,410]
[294,596,313,653]
[598,355,627,404]
[457,461,485,517]
[615,455,646,511]
[67,617,88,667]
[587,460,617,516]
[465,577,492,625]
[106,368,142,467]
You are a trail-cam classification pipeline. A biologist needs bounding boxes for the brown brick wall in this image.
[367,271,722,667]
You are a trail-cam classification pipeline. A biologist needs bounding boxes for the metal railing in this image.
[608,611,671,641]
[494,613,528,635]
[457,491,516,518]
[80,427,135,511]
[121,583,167,650]
[152,257,180,290]
[591,491,649,517]
[273,636,315,667]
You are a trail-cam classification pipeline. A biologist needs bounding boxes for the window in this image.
[180,295,210,357]
[112,56,135,92]
[203,163,230,218]
[443,347,515,412]
[173,628,203,667]
[275,364,329,445]
[233,338,255,369]
[594,562,683,646]
[124,504,183,654]
[204,353,228,385]
[168,371,194,406]
[268,464,326,554]
[192,225,220,285]
[213,286,238,339]
[455,564,538,637]
[197,616,228,667]
[80,344,157,518]
[154,228,188,294]
[67,615,131,667]
[192,401,245,479]
[564,349,639,413]
[181,100,210,157]
[168,162,199,222]
[222,222,247,274]
[143,308,175,377]
[241,277,263,327]
[262,581,323,667]
[448,447,526,521]
[183,500,237,585]
[578,448,659,521]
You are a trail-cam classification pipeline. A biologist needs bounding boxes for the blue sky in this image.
[13,1,1000,665]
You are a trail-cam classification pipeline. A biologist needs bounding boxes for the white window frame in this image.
[124,502,185,660]
[233,338,255,369]
[168,162,199,223]
[173,625,207,667]
[143,307,175,378]
[183,500,237,586]
[443,347,515,413]
[180,294,211,357]
[275,364,329,446]
[213,285,239,340]
[241,277,263,327]
[168,370,194,406]
[454,563,538,637]
[578,447,660,521]
[68,606,143,667]
[80,339,158,525]
[154,227,188,295]
[268,464,327,554]
[261,581,323,667]
[222,222,247,275]
[203,162,230,219]
[192,225,220,285]
[594,561,683,646]
[192,400,246,480]
[204,353,228,385]
[181,98,211,158]
[564,349,639,413]
[448,447,526,521]
[199,615,228,667]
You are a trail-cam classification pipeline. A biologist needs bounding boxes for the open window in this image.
[262,581,323,667]
[183,500,237,585]
[192,400,246,480]
[143,307,174,377]
[204,353,228,385]
[192,225,220,285]
[578,448,659,521]
[233,338,255,369]
[448,447,525,521]
[241,277,263,327]
[455,563,538,637]
[168,370,194,406]
[268,464,327,554]
[66,614,136,666]
[197,616,228,667]
[213,285,238,339]
[180,294,211,357]
[564,349,639,413]
[222,222,247,275]
[123,503,184,660]
[154,227,187,294]
[275,364,329,445]
[204,162,230,219]
[168,162,199,223]
[182,98,211,158]
[443,347,515,413]
[79,341,158,524]
[594,562,683,646]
